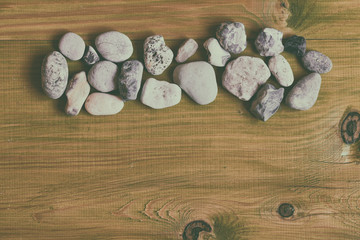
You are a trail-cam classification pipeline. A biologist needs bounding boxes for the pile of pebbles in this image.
[41,23,332,120]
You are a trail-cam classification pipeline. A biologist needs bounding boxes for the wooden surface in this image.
[1,0,360,239]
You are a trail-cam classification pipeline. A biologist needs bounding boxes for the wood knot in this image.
[341,112,360,144]
[182,220,212,240]
[277,203,295,218]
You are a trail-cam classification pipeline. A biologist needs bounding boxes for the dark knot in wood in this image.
[278,203,295,218]
[341,112,360,144]
[182,220,212,240]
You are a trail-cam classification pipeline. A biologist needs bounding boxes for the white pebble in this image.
[85,92,124,116]
[88,61,118,92]
[203,38,231,67]
[65,71,90,116]
[59,32,86,61]
[175,39,198,63]
[268,55,294,87]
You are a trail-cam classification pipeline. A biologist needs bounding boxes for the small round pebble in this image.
[283,35,306,57]
[85,92,124,116]
[216,22,247,54]
[41,51,69,99]
[95,31,133,63]
[58,32,86,61]
[88,61,118,92]
[268,54,294,87]
[203,38,231,67]
[140,78,182,109]
[255,28,284,57]
[65,71,90,116]
[302,50,332,74]
[83,46,100,65]
[175,38,198,63]
[118,60,144,101]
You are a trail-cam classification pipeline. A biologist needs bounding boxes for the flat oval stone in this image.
[255,28,284,57]
[59,32,86,61]
[283,35,306,57]
[144,35,173,75]
[95,31,133,63]
[88,61,118,92]
[175,38,198,63]
[286,73,322,110]
[216,22,247,54]
[85,92,124,116]
[83,46,100,65]
[203,38,231,67]
[118,60,144,101]
[140,78,181,109]
[65,71,90,116]
[302,50,332,74]
[173,61,217,105]
[250,83,284,121]
[41,51,69,99]
[222,56,271,101]
[268,54,294,87]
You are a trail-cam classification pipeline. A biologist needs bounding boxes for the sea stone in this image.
[222,56,271,101]
[173,61,217,105]
[58,32,86,61]
[175,38,198,63]
[216,22,247,54]
[140,78,181,109]
[283,35,306,57]
[85,92,124,116]
[203,38,231,67]
[286,73,322,110]
[268,55,294,87]
[88,61,118,92]
[83,46,100,65]
[302,50,332,74]
[255,28,284,57]
[41,51,69,99]
[65,71,90,116]
[250,83,284,121]
[95,31,133,63]
[118,60,144,101]
[144,35,173,75]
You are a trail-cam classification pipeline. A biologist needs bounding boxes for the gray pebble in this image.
[88,61,118,92]
[58,32,86,61]
[41,51,69,99]
[144,35,173,75]
[118,60,144,101]
[255,28,284,57]
[250,83,284,121]
[83,46,100,65]
[302,50,332,74]
[283,35,306,57]
[286,73,322,110]
[95,31,133,63]
[216,22,247,54]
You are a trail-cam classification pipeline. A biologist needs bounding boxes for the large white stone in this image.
[268,54,294,87]
[88,61,118,92]
[85,93,124,116]
[65,71,90,116]
[203,38,231,67]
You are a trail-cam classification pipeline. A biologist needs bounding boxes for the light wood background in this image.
[1,0,360,239]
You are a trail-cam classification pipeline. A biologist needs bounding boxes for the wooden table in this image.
[1,0,360,239]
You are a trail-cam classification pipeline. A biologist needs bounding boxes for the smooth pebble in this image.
[88,61,118,92]
[118,60,144,101]
[85,92,124,116]
[302,50,332,74]
[65,71,90,116]
[283,35,306,57]
[58,32,86,61]
[203,38,231,67]
[268,54,294,87]
[175,39,198,63]
[255,28,284,57]
[83,46,100,65]
[144,35,173,75]
[216,22,247,54]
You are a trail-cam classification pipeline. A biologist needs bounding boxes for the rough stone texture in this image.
[216,22,247,54]
[255,28,284,57]
[58,32,86,61]
[83,46,100,65]
[302,50,333,74]
[140,78,181,109]
[65,71,90,116]
[175,38,198,63]
[118,60,144,101]
[173,61,217,105]
[95,31,133,63]
[250,83,284,121]
[85,92,124,116]
[144,35,173,75]
[283,35,306,57]
[286,73,322,110]
[268,54,294,87]
[203,38,231,67]
[41,51,69,99]
[222,56,271,101]
[88,61,118,92]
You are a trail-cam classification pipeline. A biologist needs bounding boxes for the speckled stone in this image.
[65,71,90,116]
[286,73,322,110]
[41,51,69,99]
[268,55,294,87]
[222,56,271,101]
[175,38,198,63]
[203,38,231,67]
[302,50,332,74]
[95,31,133,63]
[85,92,124,116]
[255,28,284,57]
[140,78,181,109]
[144,35,173,75]
[216,22,247,54]
[250,83,284,121]
[83,46,100,65]
[283,35,306,57]
[118,60,144,101]
[88,61,118,92]
[58,32,86,61]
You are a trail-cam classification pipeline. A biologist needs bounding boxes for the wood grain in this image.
[1,0,360,239]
